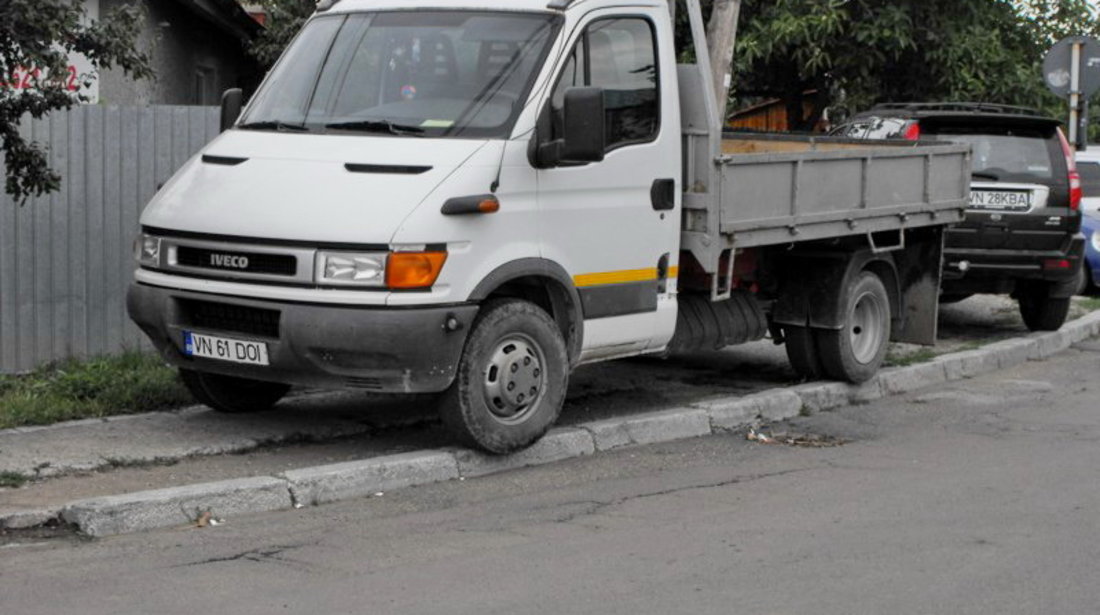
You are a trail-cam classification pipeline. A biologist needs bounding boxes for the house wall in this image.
[96,0,256,106]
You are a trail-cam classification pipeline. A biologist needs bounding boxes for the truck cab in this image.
[130,0,683,450]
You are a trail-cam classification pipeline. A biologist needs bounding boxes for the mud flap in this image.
[891,227,945,345]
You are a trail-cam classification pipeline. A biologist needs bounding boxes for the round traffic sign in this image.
[1043,36,1100,99]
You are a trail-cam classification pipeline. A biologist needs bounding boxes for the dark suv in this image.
[833,103,1085,330]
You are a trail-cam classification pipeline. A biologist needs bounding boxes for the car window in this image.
[549,17,659,151]
[831,121,870,138]
[1078,161,1100,197]
[924,125,1058,183]
[863,118,909,139]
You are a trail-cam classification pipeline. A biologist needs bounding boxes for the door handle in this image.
[651,178,676,211]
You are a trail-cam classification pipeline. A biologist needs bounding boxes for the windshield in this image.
[925,125,1060,183]
[241,11,560,138]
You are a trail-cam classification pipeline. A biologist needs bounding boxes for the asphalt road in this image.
[3,338,1098,614]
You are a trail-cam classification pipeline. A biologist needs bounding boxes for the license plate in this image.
[969,190,1032,212]
[184,331,269,366]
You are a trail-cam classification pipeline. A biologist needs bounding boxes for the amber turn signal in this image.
[386,251,448,289]
[441,194,499,215]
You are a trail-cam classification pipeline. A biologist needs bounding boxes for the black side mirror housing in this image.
[220,88,244,132]
[561,87,605,164]
[533,87,605,168]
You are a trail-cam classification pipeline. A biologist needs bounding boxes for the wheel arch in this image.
[772,248,900,331]
[468,258,584,365]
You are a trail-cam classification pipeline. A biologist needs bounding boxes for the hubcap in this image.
[849,290,887,365]
[482,333,547,423]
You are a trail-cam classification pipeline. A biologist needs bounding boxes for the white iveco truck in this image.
[128,0,971,452]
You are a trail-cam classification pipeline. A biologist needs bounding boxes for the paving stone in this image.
[284,451,459,506]
[582,409,712,451]
[1033,330,1072,359]
[0,508,58,530]
[879,362,948,395]
[983,338,1038,369]
[453,428,595,478]
[61,476,292,537]
[792,382,852,414]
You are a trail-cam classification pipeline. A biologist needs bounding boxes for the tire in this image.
[179,369,290,413]
[815,271,891,384]
[784,326,823,380]
[439,299,569,454]
[1017,284,1071,332]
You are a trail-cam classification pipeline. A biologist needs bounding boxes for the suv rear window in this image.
[1078,160,1100,197]
[924,125,1059,183]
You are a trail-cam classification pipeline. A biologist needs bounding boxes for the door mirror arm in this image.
[220,88,244,132]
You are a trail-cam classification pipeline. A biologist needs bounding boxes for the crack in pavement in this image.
[172,543,310,569]
[539,466,819,525]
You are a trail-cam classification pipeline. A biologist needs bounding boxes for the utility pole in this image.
[705,0,742,123]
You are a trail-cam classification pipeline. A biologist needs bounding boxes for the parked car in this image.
[832,102,1085,331]
[1076,147,1100,214]
[1081,209,1100,293]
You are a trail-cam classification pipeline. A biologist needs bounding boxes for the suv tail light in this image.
[1057,128,1082,211]
[903,121,921,141]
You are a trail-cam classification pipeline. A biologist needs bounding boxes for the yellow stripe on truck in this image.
[573,268,658,288]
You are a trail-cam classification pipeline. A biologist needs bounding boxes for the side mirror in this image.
[220,88,244,132]
[561,87,605,164]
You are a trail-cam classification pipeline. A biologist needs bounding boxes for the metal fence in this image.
[0,105,220,373]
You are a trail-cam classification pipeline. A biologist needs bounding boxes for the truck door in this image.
[536,11,681,361]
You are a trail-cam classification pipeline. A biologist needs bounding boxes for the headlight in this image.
[315,251,388,287]
[1091,230,1100,253]
[134,234,161,267]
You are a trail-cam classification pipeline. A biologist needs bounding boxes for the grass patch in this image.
[0,471,30,489]
[885,347,939,367]
[0,352,192,430]
[1079,297,1100,312]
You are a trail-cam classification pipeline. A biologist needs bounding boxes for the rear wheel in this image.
[816,271,891,383]
[439,299,568,454]
[784,326,823,380]
[1017,282,1071,331]
[180,369,290,413]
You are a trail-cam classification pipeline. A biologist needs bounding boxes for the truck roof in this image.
[325,0,664,14]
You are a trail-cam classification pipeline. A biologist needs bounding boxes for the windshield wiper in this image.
[972,171,1000,181]
[325,120,425,137]
[237,121,309,133]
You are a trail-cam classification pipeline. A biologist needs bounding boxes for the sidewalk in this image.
[2,309,1098,536]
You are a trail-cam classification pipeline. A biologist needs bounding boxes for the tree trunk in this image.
[705,0,742,122]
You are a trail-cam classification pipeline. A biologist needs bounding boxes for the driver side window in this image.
[549,17,659,152]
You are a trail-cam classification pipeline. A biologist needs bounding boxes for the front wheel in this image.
[439,299,569,454]
[180,369,290,413]
[816,271,891,383]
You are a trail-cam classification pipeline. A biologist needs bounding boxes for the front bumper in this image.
[127,283,478,393]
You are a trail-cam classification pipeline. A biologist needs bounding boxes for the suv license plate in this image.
[184,331,269,366]
[969,190,1032,212]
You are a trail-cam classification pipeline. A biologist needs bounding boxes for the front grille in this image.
[176,246,296,276]
[180,299,280,338]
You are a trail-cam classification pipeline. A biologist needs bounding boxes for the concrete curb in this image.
[7,310,1100,537]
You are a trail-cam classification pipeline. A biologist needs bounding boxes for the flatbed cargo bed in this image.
[713,133,970,248]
